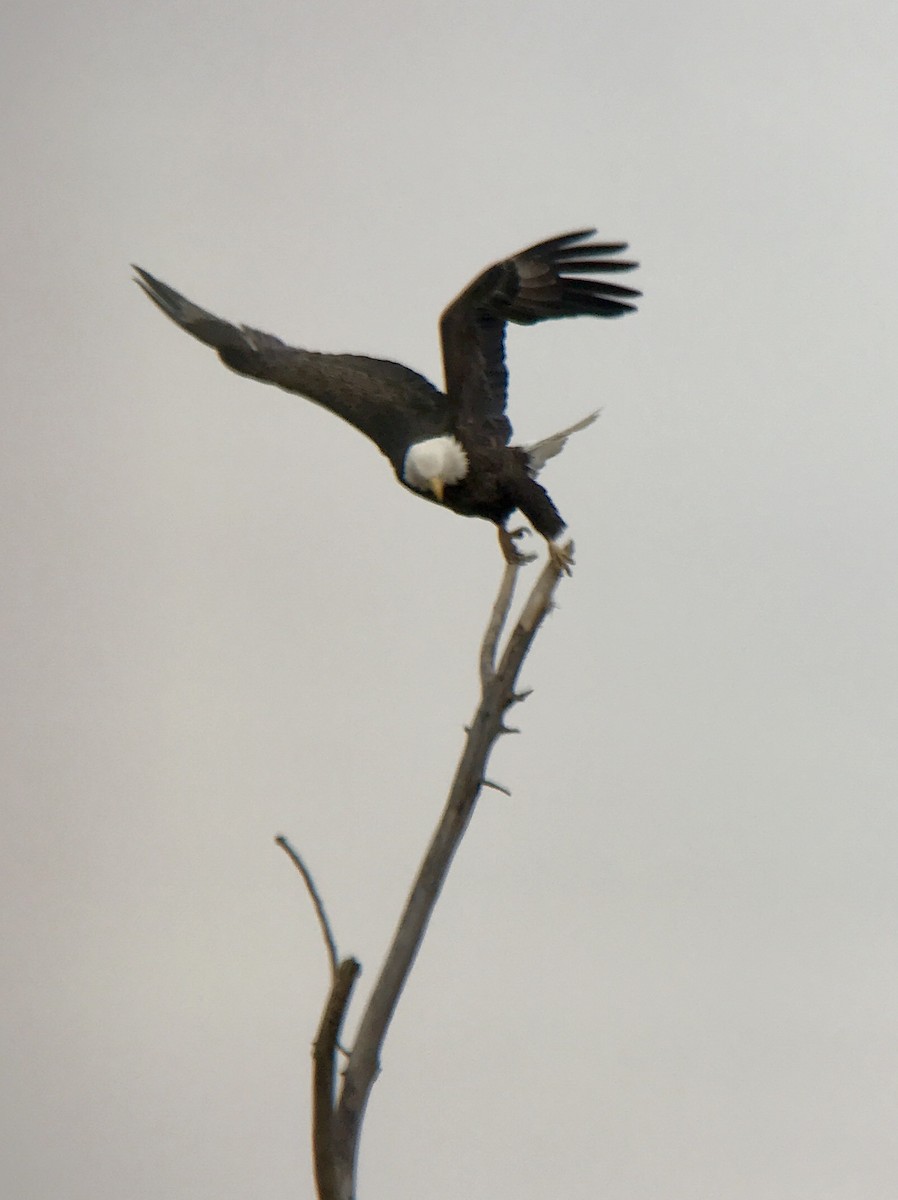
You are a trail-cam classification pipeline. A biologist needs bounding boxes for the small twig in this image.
[482,778,512,796]
[276,835,340,978]
[479,559,519,690]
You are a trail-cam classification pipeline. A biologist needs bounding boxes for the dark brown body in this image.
[404,441,565,542]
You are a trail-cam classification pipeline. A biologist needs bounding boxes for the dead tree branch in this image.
[327,541,574,1197]
[282,544,573,1199]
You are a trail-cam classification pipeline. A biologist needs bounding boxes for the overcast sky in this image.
[3,2,897,1198]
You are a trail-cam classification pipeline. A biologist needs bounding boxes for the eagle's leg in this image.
[546,537,575,576]
[498,525,537,566]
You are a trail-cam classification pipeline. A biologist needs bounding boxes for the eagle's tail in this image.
[523,410,600,474]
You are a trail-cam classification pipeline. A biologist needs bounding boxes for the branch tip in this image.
[479,556,521,689]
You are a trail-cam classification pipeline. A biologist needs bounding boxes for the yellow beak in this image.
[428,477,444,503]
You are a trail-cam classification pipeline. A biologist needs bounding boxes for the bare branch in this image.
[479,559,518,689]
[276,835,340,978]
[312,958,360,1200]
[331,546,571,1187]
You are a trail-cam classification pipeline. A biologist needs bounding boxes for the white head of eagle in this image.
[402,436,469,502]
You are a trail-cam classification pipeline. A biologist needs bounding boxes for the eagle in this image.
[133,230,638,572]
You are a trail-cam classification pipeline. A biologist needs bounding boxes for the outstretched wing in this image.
[438,230,639,446]
[133,267,448,471]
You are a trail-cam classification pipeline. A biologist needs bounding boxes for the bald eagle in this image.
[133,230,638,571]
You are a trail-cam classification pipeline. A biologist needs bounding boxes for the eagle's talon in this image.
[499,527,537,566]
[548,539,574,576]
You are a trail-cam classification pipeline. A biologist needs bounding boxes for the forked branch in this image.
[284,544,573,1200]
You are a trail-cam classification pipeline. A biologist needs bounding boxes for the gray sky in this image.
[3,2,897,1197]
